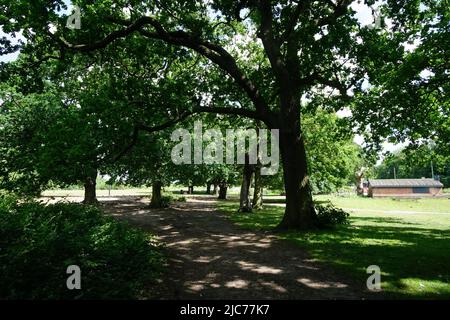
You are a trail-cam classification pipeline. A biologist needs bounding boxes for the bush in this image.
[316,204,350,228]
[0,199,164,299]
[310,179,337,195]
[159,195,172,208]
[0,190,19,209]
[152,193,187,208]
[174,195,187,202]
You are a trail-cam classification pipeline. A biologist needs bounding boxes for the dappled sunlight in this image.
[102,196,369,299]
[340,238,415,247]
[219,197,450,298]
[193,256,222,263]
[222,199,450,299]
[388,278,450,297]
[297,278,348,289]
[225,279,250,289]
[169,238,202,246]
[224,239,273,249]
[259,281,288,293]
[187,283,206,292]
[237,261,283,274]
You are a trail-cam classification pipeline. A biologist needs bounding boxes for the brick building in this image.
[367,179,444,197]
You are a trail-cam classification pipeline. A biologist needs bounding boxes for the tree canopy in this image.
[1,0,448,229]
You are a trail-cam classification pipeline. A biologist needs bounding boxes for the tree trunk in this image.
[355,169,365,196]
[212,184,218,195]
[277,122,317,230]
[151,181,163,208]
[252,127,263,210]
[252,167,263,209]
[206,183,211,194]
[218,182,228,200]
[239,154,254,212]
[83,172,98,205]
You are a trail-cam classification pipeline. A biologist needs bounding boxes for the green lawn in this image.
[41,188,153,198]
[315,195,450,213]
[218,196,450,299]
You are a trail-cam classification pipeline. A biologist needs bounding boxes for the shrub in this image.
[159,195,172,208]
[316,204,350,228]
[152,193,187,208]
[310,179,337,195]
[0,190,19,210]
[0,199,164,299]
[174,195,187,202]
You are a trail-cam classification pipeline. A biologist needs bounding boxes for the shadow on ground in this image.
[225,202,450,299]
[102,196,378,300]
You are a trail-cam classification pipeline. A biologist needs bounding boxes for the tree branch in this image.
[280,0,312,43]
[257,0,287,83]
[58,15,272,123]
[300,71,352,98]
[110,103,277,162]
[316,0,352,27]
[110,126,140,163]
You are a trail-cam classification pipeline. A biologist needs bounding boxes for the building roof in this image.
[368,179,444,188]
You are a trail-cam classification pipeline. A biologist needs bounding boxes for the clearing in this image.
[42,190,450,299]
[221,195,450,298]
[101,195,374,299]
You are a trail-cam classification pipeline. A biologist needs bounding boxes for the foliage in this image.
[303,110,364,194]
[158,195,172,208]
[264,110,365,194]
[350,0,449,153]
[315,204,350,228]
[0,190,19,209]
[0,84,106,195]
[1,0,447,229]
[149,192,187,208]
[375,143,450,187]
[0,199,164,299]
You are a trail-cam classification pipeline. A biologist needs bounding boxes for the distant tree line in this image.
[375,144,450,187]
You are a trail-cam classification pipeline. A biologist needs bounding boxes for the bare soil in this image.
[102,196,377,300]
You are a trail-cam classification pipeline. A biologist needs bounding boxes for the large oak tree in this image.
[1,0,445,229]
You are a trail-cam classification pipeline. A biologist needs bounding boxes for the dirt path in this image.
[103,196,374,300]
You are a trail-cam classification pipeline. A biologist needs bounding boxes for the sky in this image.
[0,30,22,63]
[0,1,410,157]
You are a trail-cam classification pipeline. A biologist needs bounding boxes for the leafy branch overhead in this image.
[1,0,447,229]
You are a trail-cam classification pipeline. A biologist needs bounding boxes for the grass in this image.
[263,194,450,213]
[43,186,284,198]
[315,194,450,213]
[42,188,153,198]
[218,196,450,299]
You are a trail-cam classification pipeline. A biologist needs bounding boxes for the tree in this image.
[2,0,444,229]
[259,109,365,196]
[375,143,450,187]
[303,110,363,194]
[0,84,102,203]
[238,153,255,212]
[0,46,184,203]
[351,0,449,154]
[107,130,175,208]
[252,165,264,209]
